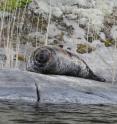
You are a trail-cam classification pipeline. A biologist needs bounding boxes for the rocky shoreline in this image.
[0,0,117,104]
[0,0,117,69]
[0,0,117,48]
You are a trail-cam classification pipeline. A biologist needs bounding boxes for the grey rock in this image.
[0,69,117,104]
[0,11,12,19]
[81,46,117,83]
[0,48,6,60]
[0,69,37,102]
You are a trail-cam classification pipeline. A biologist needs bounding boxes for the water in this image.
[0,101,117,124]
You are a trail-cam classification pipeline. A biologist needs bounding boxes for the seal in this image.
[26,45,105,82]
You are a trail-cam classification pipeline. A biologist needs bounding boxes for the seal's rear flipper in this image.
[89,71,106,82]
[92,74,106,82]
[87,68,106,82]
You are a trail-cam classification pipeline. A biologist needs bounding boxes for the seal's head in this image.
[26,47,52,73]
[35,49,51,63]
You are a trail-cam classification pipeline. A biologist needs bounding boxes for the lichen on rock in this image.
[77,43,96,54]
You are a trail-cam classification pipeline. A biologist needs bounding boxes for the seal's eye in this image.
[35,49,50,63]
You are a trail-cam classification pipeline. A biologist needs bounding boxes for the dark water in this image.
[0,101,117,124]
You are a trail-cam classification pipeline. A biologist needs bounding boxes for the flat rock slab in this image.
[0,70,37,102]
[0,69,117,104]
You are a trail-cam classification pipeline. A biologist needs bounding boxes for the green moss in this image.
[77,44,96,54]
[14,54,27,62]
[104,40,114,47]
[0,0,32,11]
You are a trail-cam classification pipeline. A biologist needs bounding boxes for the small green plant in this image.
[104,40,114,47]
[14,53,27,62]
[77,43,96,54]
[0,0,32,11]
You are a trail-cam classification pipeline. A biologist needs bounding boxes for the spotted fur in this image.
[26,46,105,82]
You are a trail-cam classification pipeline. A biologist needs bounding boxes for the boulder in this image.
[81,46,117,83]
[0,69,37,102]
[0,69,117,104]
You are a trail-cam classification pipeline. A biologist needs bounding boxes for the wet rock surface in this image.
[0,69,117,104]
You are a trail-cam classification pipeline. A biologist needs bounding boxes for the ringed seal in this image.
[26,45,105,82]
